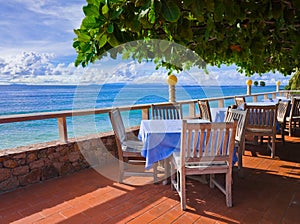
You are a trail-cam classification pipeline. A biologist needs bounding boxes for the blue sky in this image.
[0,0,291,86]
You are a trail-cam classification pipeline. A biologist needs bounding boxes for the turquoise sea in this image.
[0,84,278,150]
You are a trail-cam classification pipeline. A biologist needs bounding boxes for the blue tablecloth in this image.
[138,119,238,169]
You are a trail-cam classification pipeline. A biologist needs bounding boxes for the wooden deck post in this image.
[218,99,224,108]
[58,117,68,143]
[189,103,196,118]
[253,96,258,102]
[142,108,150,120]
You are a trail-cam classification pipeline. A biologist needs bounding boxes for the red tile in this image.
[0,136,300,224]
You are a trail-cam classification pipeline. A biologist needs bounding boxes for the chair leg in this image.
[153,162,158,184]
[119,161,125,183]
[242,141,246,155]
[226,171,232,207]
[271,135,276,158]
[180,171,186,210]
[170,162,175,190]
[289,121,292,137]
[237,145,244,178]
[163,157,171,185]
[209,174,215,188]
[281,124,285,144]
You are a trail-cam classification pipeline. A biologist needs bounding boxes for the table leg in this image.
[162,157,171,185]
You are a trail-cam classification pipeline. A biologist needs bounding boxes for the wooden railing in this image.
[0,90,298,145]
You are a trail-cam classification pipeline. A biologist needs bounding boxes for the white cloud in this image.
[0,0,85,57]
[0,52,292,86]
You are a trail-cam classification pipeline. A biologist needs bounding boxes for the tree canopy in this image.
[73,0,300,76]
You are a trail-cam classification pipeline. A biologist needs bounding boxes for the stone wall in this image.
[0,128,139,193]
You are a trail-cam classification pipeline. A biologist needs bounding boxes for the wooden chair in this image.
[151,103,182,120]
[286,97,300,137]
[151,103,182,180]
[109,108,158,184]
[244,104,278,158]
[277,100,291,143]
[225,108,248,175]
[234,96,246,108]
[197,100,212,122]
[170,120,237,210]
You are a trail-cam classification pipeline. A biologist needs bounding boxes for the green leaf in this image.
[135,0,151,8]
[81,16,97,29]
[77,32,91,42]
[75,53,84,67]
[102,4,109,15]
[72,41,80,49]
[83,4,99,16]
[108,34,119,47]
[214,2,224,22]
[99,34,107,48]
[148,1,156,24]
[191,1,204,20]
[182,0,193,8]
[107,23,114,33]
[111,8,123,20]
[205,0,214,12]
[161,0,180,22]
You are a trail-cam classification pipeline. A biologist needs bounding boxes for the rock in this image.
[68,152,80,162]
[19,169,41,186]
[42,166,59,180]
[3,159,18,168]
[13,166,29,176]
[27,153,37,163]
[0,168,10,181]
[29,159,45,169]
[0,176,19,191]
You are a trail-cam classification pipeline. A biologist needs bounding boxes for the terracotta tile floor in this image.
[1,134,300,224]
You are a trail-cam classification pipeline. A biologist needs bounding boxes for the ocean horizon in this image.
[0,84,279,150]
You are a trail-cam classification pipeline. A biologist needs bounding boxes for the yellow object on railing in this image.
[276,81,281,92]
[246,79,252,95]
[167,74,178,102]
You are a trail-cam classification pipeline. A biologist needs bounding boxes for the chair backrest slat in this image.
[234,96,246,108]
[109,108,127,144]
[225,109,248,143]
[290,97,300,117]
[198,100,212,122]
[151,104,182,120]
[245,105,277,131]
[181,121,237,166]
[277,101,290,123]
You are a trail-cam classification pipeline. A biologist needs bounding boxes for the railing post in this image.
[218,99,224,108]
[142,108,150,120]
[58,117,68,143]
[189,103,196,118]
[253,96,258,102]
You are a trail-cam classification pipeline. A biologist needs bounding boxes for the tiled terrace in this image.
[1,134,300,224]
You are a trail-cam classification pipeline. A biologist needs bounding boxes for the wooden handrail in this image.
[0,90,298,145]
